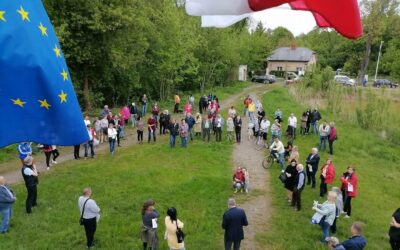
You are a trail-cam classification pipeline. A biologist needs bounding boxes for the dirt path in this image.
[231,88,274,250]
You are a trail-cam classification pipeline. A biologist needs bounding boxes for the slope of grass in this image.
[2,139,235,249]
[257,87,397,249]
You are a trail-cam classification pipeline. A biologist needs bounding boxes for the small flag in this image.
[0,0,89,147]
[185,0,363,39]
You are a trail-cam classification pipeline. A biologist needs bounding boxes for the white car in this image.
[334,75,355,86]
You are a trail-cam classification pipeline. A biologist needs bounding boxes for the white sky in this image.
[251,4,317,36]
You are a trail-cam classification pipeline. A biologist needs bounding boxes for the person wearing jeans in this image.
[312,191,337,243]
[318,121,330,151]
[84,125,96,159]
[269,137,285,172]
[0,176,16,234]
[179,119,189,148]
[168,120,179,148]
[311,108,322,134]
[108,124,117,156]
[147,116,157,143]
[78,188,100,249]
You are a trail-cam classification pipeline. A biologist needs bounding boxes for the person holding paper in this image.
[340,166,358,219]
[141,200,159,250]
[311,191,337,243]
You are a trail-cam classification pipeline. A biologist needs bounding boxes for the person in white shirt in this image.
[215,115,225,142]
[78,188,100,249]
[99,116,109,143]
[318,121,331,151]
[107,124,118,156]
[260,117,271,142]
[269,137,285,172]
[84,116,91,126]
[288,113,297,139]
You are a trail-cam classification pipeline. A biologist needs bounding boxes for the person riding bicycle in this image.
[269,137,285,172]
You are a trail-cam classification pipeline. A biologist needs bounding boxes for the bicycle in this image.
[254,132,268,151]
[262,149,279,169]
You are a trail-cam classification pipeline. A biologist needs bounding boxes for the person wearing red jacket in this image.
[233,167,245,193]
[319,159,335,197]
[328,122,337,155]
[340,166,358,218]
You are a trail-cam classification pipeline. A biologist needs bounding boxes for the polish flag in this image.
[186,0,362,39]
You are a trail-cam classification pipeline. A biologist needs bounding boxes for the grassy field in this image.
[258,87,397,250]
[2,138,236,249]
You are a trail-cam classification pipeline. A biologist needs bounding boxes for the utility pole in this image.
[374,41,384,81]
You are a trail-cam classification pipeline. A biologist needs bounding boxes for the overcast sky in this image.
[251,4,317,36]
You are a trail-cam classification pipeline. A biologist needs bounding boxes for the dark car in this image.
[251,75,276,84]
[373,79,399,88]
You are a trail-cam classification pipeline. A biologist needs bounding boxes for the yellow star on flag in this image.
[0,10,6,22]
[58,90,67,103]
[38,99,51,110]
[38,23,48,36]
[61,69,68,81]
[11,98,26,107]
[53,45,61,57]
[17,6,30,22]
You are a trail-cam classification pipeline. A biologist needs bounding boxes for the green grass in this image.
[258,87,397,250]
[2,139,235,249]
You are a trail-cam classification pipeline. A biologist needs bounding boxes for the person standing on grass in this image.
[137,116,144,144]
[18,142,32,165]
[159,111,167,135]
[74,144,81,160]
[202,116,212,142]
[228,106,237,118]
[180,119,189,148]
[247,100,256,120]
[152,103,160,125]
[257,107,265,125]
[305,148,320,188]
[292,164,305,211]
[331,187,344,235]
[243,95,250,116]
[215,114,225,142]
[320,159,335,197]
[130,102,139,127]
[270,119,282,141]
[306,109,312,134]
[0,176,16,234]
[222,198,248,250]
[389,208,400,250]
[42,145,53,170]
[101,105,110,117]
[311,108,322,134]
[341,222,367,249]
[234,116,242,143]
[94,117,102,142]
[108,123,118,156]
[165,207,185,250]
[288,146,300,164]
[227,116,235,142]
[141,199,159,250]
[84,124,96,160]
[269,137,285,172]
[318,121,330,151]
[185,113,195,141]
[189,94,195,110]
[312,191,337,243]
[275,107,283,123]
[340,166,358,219]
[141,94,148,116]
[78,188,100,249]
[284,160,298,203]
[21,156,38,214]
[194,113,202,137]
[260,117,270,143]
[328,122,338,155]
[100,115,109,143]
[300,112,308,135]
[148,115,157,143]
[288,113,297,140]
[168,119,180,148]
[174,93,181,114]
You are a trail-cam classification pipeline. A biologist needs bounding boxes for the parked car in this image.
[334,75,355,86]
[251,75,276,84]
[373,79,399,88]
[285,72,300,85]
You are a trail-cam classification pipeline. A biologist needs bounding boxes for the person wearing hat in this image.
[21,156,38,213]
[0,176,16,233]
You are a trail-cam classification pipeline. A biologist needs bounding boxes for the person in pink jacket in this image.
[340,166,358,218]
[320,159,335,197]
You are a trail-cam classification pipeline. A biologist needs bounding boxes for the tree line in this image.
[43,0,399,111]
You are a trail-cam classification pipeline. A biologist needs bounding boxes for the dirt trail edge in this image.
[231,88,273,250]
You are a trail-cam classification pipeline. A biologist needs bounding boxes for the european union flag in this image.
[0,1,89,147]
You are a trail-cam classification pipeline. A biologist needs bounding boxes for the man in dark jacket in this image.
[305,148,320,188]
[0,176,16,233]
[167,119,180,147]
[341,222,367,249]
[21,156,38,213]
[292,164,306,211]
[185,114,195,141]
[311,108,322,134]
[222,198,248,250]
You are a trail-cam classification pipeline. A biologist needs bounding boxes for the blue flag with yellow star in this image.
[0,1,89,147]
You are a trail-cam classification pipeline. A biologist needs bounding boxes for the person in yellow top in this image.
[247,100,256,121]
[174,94,181,114]
[164,207,185,250]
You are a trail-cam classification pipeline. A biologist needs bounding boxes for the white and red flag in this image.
[186,0,363,39]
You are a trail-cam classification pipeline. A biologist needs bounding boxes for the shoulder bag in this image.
[176,220,185,243]
[79,198,90,226]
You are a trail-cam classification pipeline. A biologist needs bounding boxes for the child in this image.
[247,120,255,141]
[243,168,250,193]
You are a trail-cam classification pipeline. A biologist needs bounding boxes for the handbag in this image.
[279,172,287,183]
[175,220,185,243]
[79,198,90,226]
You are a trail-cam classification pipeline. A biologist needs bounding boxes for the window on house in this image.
[296,67,303,72]
[277,67,283,71]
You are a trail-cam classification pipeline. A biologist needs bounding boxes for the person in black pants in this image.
[234,116,242,143]
[222,198,248,250]
[51,146,60,163]
[292,164,305,211]
[74,144,81,159]
[305,148,320,188]
[390,208,400,250]
[21,156,38,213]
[79,188,100,249]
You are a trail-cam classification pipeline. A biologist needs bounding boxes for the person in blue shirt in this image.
[341,222,367,250]
[17,142,32,164]
[0,176,16,234]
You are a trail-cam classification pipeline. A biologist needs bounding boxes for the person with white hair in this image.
[305,148,320,188]
[312,191,337,242]
[222,198,248,250]
[327,237,345,250]
[21,156,38,213]
[78,188,100,249]
[292,164,305,211]
[0,176,16,234]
